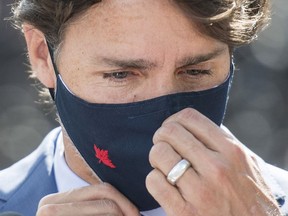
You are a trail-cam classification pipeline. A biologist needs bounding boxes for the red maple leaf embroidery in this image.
[94,144,116,169]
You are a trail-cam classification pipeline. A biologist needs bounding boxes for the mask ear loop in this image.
[46,41,59,101]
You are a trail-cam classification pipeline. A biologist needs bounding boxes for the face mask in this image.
[48,44,234,211]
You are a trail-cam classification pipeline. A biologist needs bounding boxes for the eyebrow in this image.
[99,57,158,71]
[97,46,227,70]
[176,46,227,68]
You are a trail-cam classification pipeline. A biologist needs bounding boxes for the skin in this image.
[23,0,281,215]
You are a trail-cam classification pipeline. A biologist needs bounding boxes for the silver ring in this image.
[167,159,191,185]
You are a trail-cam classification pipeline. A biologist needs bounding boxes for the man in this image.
[0,0,287,215]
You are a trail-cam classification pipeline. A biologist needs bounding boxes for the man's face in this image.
[56,0,230,104]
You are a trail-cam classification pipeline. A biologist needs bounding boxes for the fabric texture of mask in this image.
[48,44,234,211]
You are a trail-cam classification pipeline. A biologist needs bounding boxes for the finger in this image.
[38,183,139,216]
[146,169,195,216]
[160,109,252,177]
[152,121,212,171]
[37,199,123,216]
[149,141,202,203]
[149,141,182,174]
[162,108,235,152]
[149,141,199,179]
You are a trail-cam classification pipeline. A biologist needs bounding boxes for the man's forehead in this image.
[73,0,195,28]
[64,0,206,45]
[58,0,229,69]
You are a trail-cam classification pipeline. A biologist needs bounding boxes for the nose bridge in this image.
[140,47,182,100]
[145,70,178,98]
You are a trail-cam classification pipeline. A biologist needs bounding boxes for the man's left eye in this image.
[181,69,212,76]
[104,71,129,79]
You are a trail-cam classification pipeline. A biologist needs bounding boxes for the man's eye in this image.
[103,71,129,79]
[181,69,212,76]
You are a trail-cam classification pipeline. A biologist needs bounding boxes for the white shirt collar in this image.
[53,132,166,216]
[54,132,89,192]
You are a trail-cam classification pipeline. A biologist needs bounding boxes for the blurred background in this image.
[0,0,287,170]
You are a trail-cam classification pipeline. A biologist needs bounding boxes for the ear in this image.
[23,24,56,88]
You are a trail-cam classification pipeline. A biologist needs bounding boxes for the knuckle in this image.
[150,142,165,158]
[222,136,248,164]
[154,122,179,141]
[36,204,58,216]
[232,144,246,159]
[146,169,159,187]
[146,169,164,195]
[89,182,119,200]
[177,108,200,122]
[38,194,56,208]
[99,199,120,214]
[146,169,170,199]
[227,140,247,161]
[99,182,118,195]
[149,142,170,166]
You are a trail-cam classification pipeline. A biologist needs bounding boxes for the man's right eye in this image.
[103,71,129,79]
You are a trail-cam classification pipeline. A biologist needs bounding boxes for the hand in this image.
[146,108,281,216]
[36,183,140,216]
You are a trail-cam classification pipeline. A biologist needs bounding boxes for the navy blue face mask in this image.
[48,44,233,211]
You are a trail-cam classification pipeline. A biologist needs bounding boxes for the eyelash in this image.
[103,71,130,79]
[103,71,133,84]
[178,69,212,77]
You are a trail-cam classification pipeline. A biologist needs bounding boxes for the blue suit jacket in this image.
[0,128,288,215]
[0,129,60,215]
